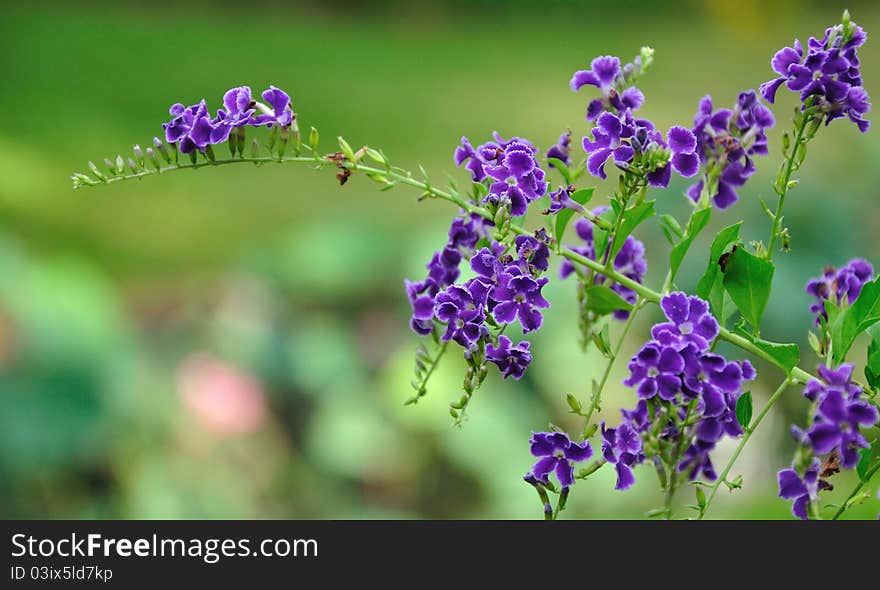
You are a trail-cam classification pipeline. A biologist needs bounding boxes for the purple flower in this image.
[601,422,644,490]
[491,271,550,333]
[486,335,532,380]
[513,234,550,274]
[434,279,489,346]
[545,185,586,215]
[680,347,746,417]
[570,56,621,92]
[778,458,829,519]
[455,134,548,216]
[251,85,294,128]
[579,110,697,187]
[688,92,775,209]
[582,112,636,179]
[760,17,870,131]
[623,341,684,401]
[210,86,256,143]
[527,432,593,488]
[805,259,874,324]
[404,216,487,336]
[666,125,700,177]
[678,440,718,481]
[546,130,572,166]
[651,292,719,352]
[163,100,216,154]
[804,371,878,468]
[571,52,649,122]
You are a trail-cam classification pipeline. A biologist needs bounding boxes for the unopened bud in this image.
[146,147,161,171]
[133,144,144,167]
[87,161,107,182]
[308,126,319,152]
[153,137,171,164]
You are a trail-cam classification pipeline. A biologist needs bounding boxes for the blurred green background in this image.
[1,0,879,519]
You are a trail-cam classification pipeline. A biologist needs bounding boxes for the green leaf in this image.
[831,277,880,363]
[695,485,707,511]
[583,285,634,316]
[658,214,683,245]
[865,325,880,389]
[547,158,572,185]
[732,326,800,376]
[722,246,775,330]
[735,391,753,430]
[609,200,655,261]
[856,446,873,481]
[669,207,712,281]
[696,223,741,320]
[565,393,583,414]
[591,208,618,262]
[554,188,595,243]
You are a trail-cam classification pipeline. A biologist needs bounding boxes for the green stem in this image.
[580,298,646,439]
[700,379,791,519]
[664,400,697,518]
[77,154,820,387]
[831,461,880,520]
[766,114,809,259]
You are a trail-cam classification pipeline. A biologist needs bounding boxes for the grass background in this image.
[0,0,878,518]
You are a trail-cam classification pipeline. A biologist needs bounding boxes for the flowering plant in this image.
[72,11,879,520]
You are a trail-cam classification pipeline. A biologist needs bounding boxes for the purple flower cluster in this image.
[571,54,698,187]
[560,210,647,320]
[778,364,878,519]
[570,54,647,121]
[797,364,878,468]
[604,293,755,490]
[163,85,294,154]
[601,420,644,490]
[777,458,828,520]
[687,91,775,209]
[761,16,870,131]
[525,431,593,489]
[454,134,548,216]
[405,219,552,381]
[405,215,487,336]
[805,259,874,324]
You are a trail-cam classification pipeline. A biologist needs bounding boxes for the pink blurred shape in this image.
[177,353,267,437]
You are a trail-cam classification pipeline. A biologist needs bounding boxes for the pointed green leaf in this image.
[658,214,683,245]
[722,246,774,330]
[669,207,712,281]
[583,285,634,316]
[547,158,573,185]
[831,277,880,363]
[732,326,800,376]
[609,200,655,261]
[856,446,872,481]
[735,391,753,430]
[696,222,741,308]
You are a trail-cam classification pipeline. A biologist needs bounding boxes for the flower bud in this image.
[146,147,161,171]
[127,157,140,175]
[308,126,319,152]
[133,144,145,168]
[88,161,107,182]
[153,137,171,164]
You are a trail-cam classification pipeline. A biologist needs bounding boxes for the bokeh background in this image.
[1,0,879,519]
